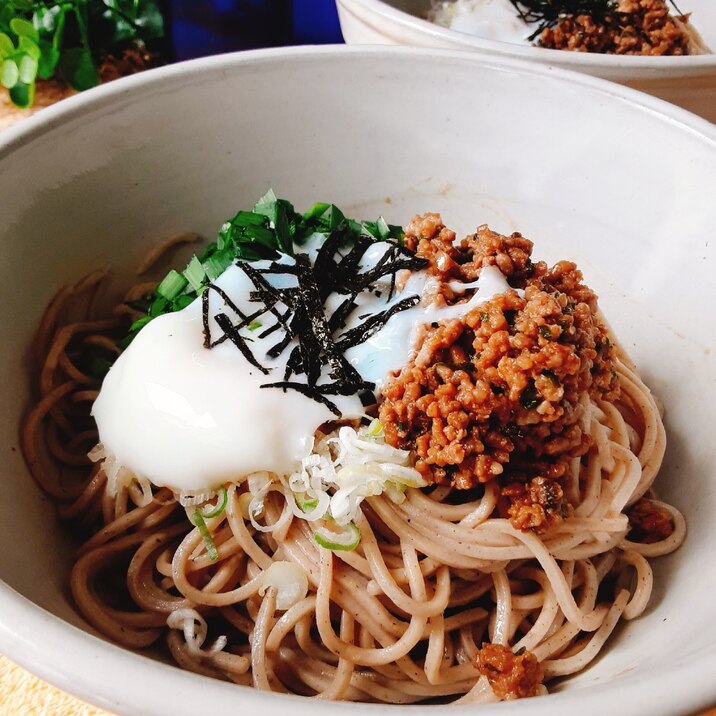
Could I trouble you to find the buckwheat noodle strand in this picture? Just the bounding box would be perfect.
[20,264,684,704]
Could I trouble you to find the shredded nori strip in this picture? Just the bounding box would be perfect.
[327,237,373,293]
[268,329,296,361]
[202,283,264,349]
[328,296,359,332]
[293,254,348,381]
[213,313,269,374]
[336,295,421,351]
[313,230,360,300]
[202,289,210,349]
[260,381,341,415]
[202,228,426,413]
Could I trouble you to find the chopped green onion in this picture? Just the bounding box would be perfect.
[173,294,195,310]
[148,296,169,317]
[303,201,330,221]
[200,487,228,519]
[216,223,231,251]
[324,205,345,232]
[302,202,345,234]
[128,315,152,333]
[347,218,363,236]
[236,223,275,249]
[274,200,295,254]
[126,297,152,313]
[247,320,262,331]
[295,492,319,513]
[314,521,361,551]
[183,255,205,292]
[367,419,383,439]
[156,270,187,300]
[232,210,271,227]
[114,190,412,352]
[252,188,278,220]
[190,509,218,561]
[203,249,234,280]
[376,216,390,240]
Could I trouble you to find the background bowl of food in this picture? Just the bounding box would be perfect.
[1,45,715,716]
[335,0,716,122]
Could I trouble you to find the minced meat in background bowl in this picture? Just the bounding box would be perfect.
[0,46,715,715]
[335,0,716,123]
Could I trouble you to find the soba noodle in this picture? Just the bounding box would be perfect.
[21,227,684,704]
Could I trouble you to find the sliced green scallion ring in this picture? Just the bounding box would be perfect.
[190,509,218,561]
[295,492,319,513]
[313,521,361,551]
[200,486,228,519]
[367,418,383,439]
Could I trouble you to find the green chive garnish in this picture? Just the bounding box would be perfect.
[190,509,218,561]
[313,522,361,551]
[156,270,188,300]
[200,487,228,519]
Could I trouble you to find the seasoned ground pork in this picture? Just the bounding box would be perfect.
[627,497,675,543]
[474,643,544,699]
[380,217,619,532]
[539,0,694,56]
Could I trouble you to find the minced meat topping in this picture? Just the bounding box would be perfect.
[539,0,693,56]
[474,643,544,699]
[379,216,619,533]
[627,497,675,543]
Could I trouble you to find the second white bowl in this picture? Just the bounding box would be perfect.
[336,0,716,122]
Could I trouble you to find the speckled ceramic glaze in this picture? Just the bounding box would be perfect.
[336,0,716,122]
[0,46,714,716]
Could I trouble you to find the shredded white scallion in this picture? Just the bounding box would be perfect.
[166,608,227,656]
[258,561,309,610]
[246,472,294,533]
[281,422,426,526]
[89,443,153,506]
[178,490,215,508]
[90,422,425,538]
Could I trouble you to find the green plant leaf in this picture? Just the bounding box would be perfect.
[9,17,38,43]
[18,52,38,83]
[134,1,164,39]
[1,58,19,88]
[60,47,98,91]
[100,5,135,44]
[34,5,62,33]
[37,39,60,79]
[18,35,40,60]
[10,0,33,12]
[0,33,14,56]
[1,0,165,108]
[9,79,33,107]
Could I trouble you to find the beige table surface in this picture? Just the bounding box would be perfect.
[1,651,714,715]
[0,654,113,716]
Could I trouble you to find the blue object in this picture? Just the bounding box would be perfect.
[168,0,344,60]
[293,0,344,44]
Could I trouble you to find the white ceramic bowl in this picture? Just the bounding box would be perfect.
[336,0,716,122]
[1,46,715,716]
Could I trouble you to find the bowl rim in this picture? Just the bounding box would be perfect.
[336,0,716,74]
[1,44,715,716]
